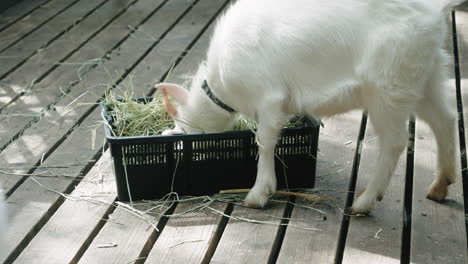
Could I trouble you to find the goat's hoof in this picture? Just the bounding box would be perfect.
[243,200,265,209]
[350,194,375,215]
[350,208,370,216]
[377,193,384,201]
[426,181,448,202]
[244,188,270,209]
[357,188,384,201]
[244,195,268,209]
[350,204,371,215]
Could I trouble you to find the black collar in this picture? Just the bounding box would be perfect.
[201,80,236,113]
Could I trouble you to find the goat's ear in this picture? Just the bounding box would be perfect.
[154,83,188,105]
[155,83,189,117]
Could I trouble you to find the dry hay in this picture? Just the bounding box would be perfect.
[102,78,307,137]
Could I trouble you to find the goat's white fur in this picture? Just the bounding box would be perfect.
[158,0,463,214]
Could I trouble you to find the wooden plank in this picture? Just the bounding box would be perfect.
[0,0,21,14]
[277,111,363,263]
[0,0,51,31]
[144,201,226,263]
[0,0,79,52]
[78,203,164,264]
[0,0,226,262]
[342,124,405,263]
[0,0,51,30]
[410,122,467,263]
[0,0,132,109]
[0,0,165,150]
[408,9,468,263]
[0,110,108,263]
[111,0,225,93]
[161,19,214,86]
[0,0,109,79]
[210,202,287,263]
[0,0,36,18]
[13,151,117,264]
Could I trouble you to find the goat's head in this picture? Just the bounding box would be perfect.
[155,77,236,135]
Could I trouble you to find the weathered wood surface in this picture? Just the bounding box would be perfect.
[144,201,226,264]
[0,0,166,151]
[0,0,131,108]
[13,152,116,264]
[408,7,468,264]
[342,121,406,263]
[0,0,79,52]
[78,203,164,264]
[411,121,467,263]
[0,1,17,15]
[0,1,467,263]
[277,111,363,263]
[0,109,107,263]
[210,201,287,263]
[0,0,51,31]
[0,0,108,79]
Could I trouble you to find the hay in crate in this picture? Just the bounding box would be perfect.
[102,79,308,137]
[102,80,260,137]
[103,90,309,138]
[103,85,174,137]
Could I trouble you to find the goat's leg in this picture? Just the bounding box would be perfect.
[351,105,408,214]
[415,81,458,201]
[244,110,286,208]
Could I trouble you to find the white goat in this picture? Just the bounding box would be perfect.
[156,0,463,214]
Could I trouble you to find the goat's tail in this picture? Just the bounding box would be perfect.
[439,0,465,13]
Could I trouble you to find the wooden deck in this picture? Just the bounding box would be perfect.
[1,0,468,263]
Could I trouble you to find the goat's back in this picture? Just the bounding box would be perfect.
[206,0,451,113]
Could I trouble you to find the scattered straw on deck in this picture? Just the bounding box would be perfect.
[25,166,347,232]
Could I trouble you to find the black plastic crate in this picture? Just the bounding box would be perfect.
[101,97,319,201]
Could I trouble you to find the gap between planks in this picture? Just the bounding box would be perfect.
[0,0,82,53]
[452,9,468,245]
[0,0,111,81]
[0,0,52,32]
[334,113,368,263]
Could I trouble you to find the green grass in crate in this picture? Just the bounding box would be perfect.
[105,89,174,137]
[104,82,304,137]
